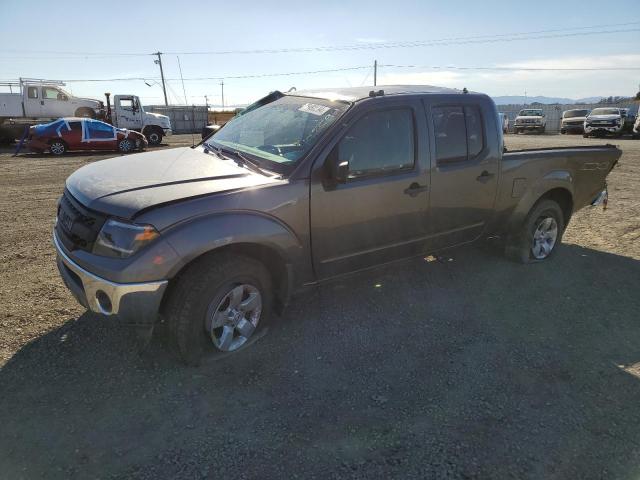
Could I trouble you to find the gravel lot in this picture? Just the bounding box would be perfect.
[1,133,639,479]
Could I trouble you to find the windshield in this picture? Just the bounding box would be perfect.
[206,95,349,170]
[563,109,589,118]
[590,108,619,116]
[519,109,543,116]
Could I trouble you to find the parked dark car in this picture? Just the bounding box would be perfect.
[29,118,147,155]
[53,86,621,364]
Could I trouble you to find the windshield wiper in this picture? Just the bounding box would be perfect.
[202,143,226,160]
[209,144,277,177]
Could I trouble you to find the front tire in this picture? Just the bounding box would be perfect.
[49,140,67,155]
[75,108,96,119]
[145,128,163,145]
[163,253,273,365]
[118,138,134,153]
[506,199,565,264]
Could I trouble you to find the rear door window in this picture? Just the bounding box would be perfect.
[433,106,467,163]
[433,105,485,164]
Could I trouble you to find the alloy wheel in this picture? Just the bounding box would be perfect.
[531,216,558,260]
[205,284,262,352]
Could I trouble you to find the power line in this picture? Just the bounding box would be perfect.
[382,64,640,72]
[1,21,638,59]
[4,61,636,86]
[164,27,640,55]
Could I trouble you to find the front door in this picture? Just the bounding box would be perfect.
[41,86,70,118]
[310,99,431,279]
[423,99,500,248]
[114,96,143,129]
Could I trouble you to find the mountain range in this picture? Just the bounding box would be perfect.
[492,95,604,105]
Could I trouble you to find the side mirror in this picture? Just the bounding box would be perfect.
[335,160,349,183]
[324,146,349,187]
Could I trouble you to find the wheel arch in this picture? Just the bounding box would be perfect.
[162,241,293,315]
[157,212,304,314]
[507,177,574,234]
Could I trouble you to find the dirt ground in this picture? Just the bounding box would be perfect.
[1,133,639,479]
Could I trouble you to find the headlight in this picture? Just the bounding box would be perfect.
[93,219,160,258]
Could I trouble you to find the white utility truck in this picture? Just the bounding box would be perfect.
[0,79,171,145]
[0,79,103,120]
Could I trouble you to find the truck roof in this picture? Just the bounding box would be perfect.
[287,85,473,102]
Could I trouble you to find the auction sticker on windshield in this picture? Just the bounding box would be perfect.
[299,103,331,116]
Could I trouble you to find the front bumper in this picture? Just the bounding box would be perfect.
[584,124,622,134]
[163,128,172,136]
[561,123,585,132]
[54,232,168,326]
[515,124,544,130]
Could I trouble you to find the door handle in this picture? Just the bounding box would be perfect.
[40,100,44,105]
[404,182,428,197]
[476,170,495,183]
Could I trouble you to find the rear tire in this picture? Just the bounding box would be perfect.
[505,199,565,264]
[49,140,67,155]
[163,253,273,366]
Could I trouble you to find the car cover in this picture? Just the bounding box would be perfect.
[33,119,70,137]
[82,119,117,142]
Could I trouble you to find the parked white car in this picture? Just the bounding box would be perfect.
[513,108,546,134]
[583,108,625,138]
[633,114,640,139]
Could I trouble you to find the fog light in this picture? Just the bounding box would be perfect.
[96,290,113,313]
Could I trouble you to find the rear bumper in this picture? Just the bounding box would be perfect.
[54,231,167,326]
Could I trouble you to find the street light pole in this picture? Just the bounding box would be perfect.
[154,51,169,106]
[221,80,225,110]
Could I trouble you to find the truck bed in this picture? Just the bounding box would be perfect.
[495,143,622,232]
[0,93,23,117]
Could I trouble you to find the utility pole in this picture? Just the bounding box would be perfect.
[154,52,169,106]
[374,60,377,86]
[220,80,225,110]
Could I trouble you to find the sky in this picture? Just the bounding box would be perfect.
[1,0,639,108]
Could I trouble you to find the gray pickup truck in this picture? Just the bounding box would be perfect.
[54,85,621,364]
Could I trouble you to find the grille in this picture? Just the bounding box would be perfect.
[56,189,107,252]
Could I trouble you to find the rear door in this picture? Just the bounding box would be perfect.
[423,98,500,248]
[23,85,42,116]
[310,98,431,279]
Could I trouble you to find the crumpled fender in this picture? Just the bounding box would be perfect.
[507,170,574,231]
[161,210,304,280]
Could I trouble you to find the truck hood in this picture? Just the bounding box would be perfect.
[587,114,620,121]
[516,116,543,120]
[144,111,171,127]
[66,146,281,219]
[73,97,101,106]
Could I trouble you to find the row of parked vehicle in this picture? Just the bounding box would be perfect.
[498,107,639,138]
[560,107,638,138]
